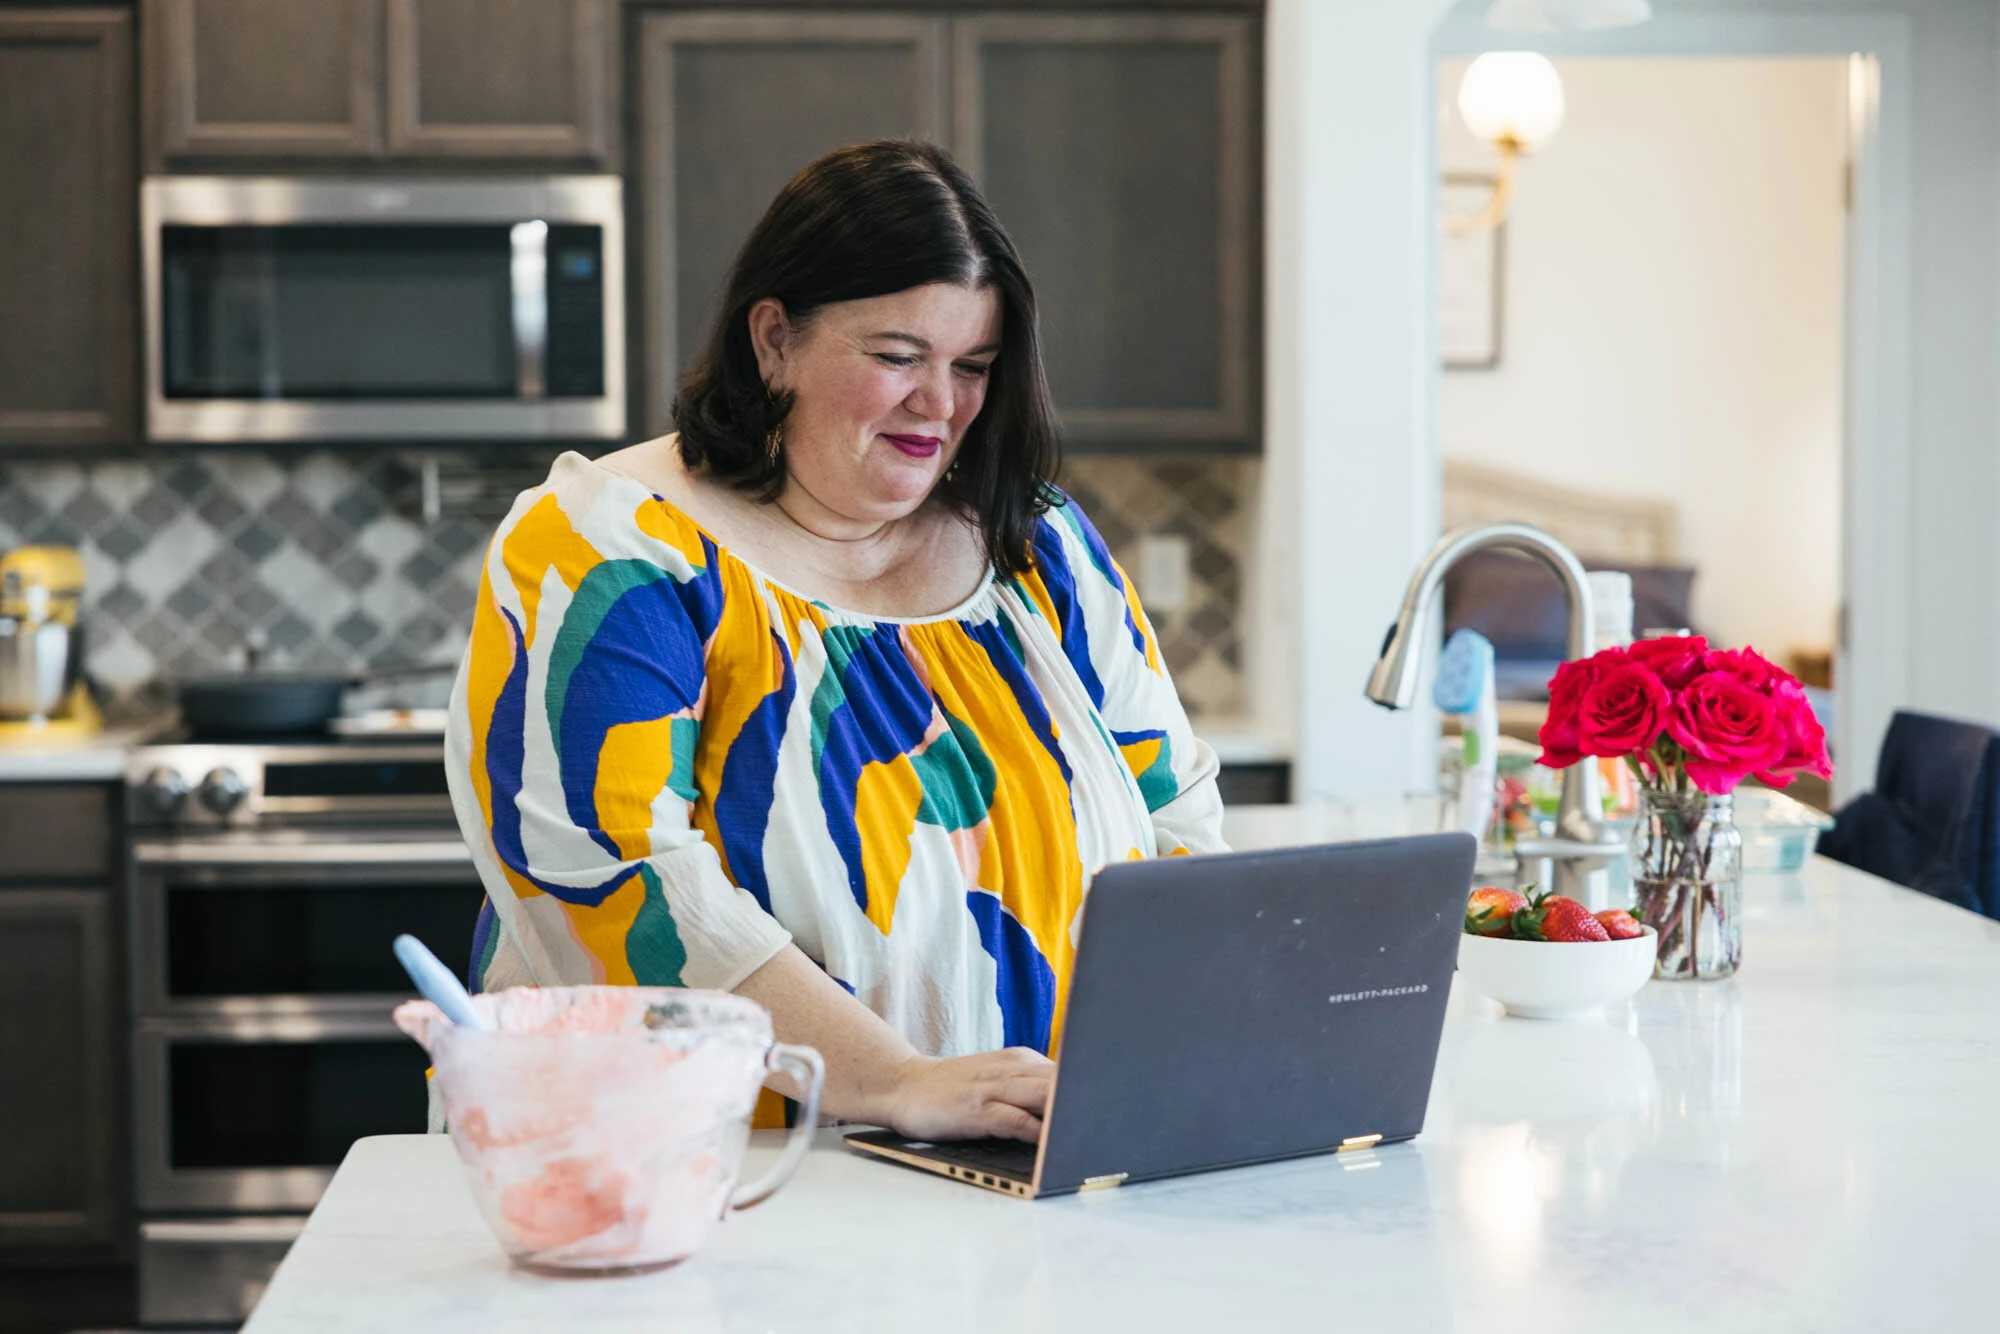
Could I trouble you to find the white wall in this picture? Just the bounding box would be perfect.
[1436,57,1848,659]
[1264,0,2000,801]
[1255,0,1450,801]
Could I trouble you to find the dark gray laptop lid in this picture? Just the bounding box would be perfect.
[1033,833,1475,1196]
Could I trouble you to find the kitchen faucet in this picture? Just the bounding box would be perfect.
[1366,522,1624,905]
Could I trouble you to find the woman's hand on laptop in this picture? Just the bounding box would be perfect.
[883,1049,1054,1142]
[733,945,1053,1141]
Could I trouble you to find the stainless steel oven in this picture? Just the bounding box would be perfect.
[126,741,484,1326]
[141,175,625,442]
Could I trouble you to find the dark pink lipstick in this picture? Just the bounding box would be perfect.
[883,433,943,459]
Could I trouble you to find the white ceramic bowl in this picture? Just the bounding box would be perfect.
[1457,927,1657,1020]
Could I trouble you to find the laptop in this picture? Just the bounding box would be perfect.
[844,832,1476,1198]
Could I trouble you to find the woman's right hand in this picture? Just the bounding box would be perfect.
[880,1048,1055,1142]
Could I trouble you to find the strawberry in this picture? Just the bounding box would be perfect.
[1594,908,1645,941]
[1510,889,1611,942]
[1465,886,1529,936]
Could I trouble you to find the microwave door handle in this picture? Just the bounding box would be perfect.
[510,220,548,400]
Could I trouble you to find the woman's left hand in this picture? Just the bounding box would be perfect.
[878,1048,1055,1142]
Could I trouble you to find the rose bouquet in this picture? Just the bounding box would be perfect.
[1536,636,1830,978]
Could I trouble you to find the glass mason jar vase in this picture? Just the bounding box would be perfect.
[1628,790,1742,980]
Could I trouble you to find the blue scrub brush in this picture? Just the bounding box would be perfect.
[1433,629,1499,840]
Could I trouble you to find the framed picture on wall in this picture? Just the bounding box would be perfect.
[1440,173,1505,370]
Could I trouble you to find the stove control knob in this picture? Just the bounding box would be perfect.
[140,767,190,817]
[198,767,250,818]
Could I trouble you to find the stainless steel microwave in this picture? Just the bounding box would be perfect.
[141,176,625,442]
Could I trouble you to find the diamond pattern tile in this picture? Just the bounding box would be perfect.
[399,549,448,590]
[97,521,148,562]
[198,549,257,594]
[61,488,115,536]
[198,612,249,653]
[332,552,381,591]
[3,448,1256,716]
[89,464,150,510]
[265,610,315,654]
[330,487,383,532]
[0,487,45,532]
[163,461,213,504]
[293,513,348,562]
[196,487,249,532]
[26,514,83,547]
[332,609,383,652]
[1063,457,1252,719]
[129,481,183,532]
[233,518,285,562]
[165,583,214,622]
[96,582,145,621]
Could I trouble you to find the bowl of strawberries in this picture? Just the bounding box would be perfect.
[1458,886,1657,1020]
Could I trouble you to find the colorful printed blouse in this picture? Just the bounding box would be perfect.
[445,450,1225,1059]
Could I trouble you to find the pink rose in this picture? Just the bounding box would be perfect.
[1537,647,1630,769]
[1574,663,1670,759]
[1627,635,1711,690]
[1668,673,1787,794]
[1755,679,1833,785]
[1704,646,1784,694]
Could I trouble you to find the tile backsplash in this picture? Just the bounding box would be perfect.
[0,451,507,703]
[0,450,1250,719]
[1059,457,1249,721]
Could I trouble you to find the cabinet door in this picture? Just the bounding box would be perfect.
[0,9,136,448]
[636,13,945,434]
[0,891,122,1249]
[385,0,612,162]
[145,0,380,163]
[954,15,1257,452]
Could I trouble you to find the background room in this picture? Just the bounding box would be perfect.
[1433,52,1847,804]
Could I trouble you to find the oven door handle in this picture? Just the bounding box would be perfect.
[139,1005,406,1041]
[134,838,473,867]
[142,1217,308,1246]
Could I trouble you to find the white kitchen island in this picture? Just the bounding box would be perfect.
[242,806,2000,1333]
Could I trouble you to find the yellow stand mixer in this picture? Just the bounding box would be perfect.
[0,544,100,739]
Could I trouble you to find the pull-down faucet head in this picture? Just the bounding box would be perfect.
[1366,522,1618,897]
[1366,522,1597,712]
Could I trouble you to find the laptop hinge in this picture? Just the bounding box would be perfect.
[1079,1172,1128,1192]
[1339,1134,1383,1152]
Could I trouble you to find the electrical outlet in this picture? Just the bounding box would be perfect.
[1137,535,1191,613]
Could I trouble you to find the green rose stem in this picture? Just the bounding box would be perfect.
[1626,738,1726,977]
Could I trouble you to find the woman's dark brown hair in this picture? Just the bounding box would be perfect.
[672,140,1061,577]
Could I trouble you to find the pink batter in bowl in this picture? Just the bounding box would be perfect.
[394,985,823,1275]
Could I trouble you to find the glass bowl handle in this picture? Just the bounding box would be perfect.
[730,1042,825,1210]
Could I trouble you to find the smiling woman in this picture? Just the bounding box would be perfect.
[444,141,1225,1145]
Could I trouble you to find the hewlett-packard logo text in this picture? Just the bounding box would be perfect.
[1326,984,1430,1005]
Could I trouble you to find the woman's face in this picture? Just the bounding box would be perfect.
[749,282,1002,529]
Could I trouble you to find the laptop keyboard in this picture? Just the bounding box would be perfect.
[849,1131,1038,1183]
[916,1138,1038,1182]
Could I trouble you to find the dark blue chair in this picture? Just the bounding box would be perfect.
[1817,711,2000,919]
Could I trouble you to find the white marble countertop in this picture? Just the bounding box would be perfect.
[0,722,168,781]
[0,722,1290,781]
[244,807,2000,1333]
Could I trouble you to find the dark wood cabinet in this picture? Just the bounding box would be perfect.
[0,8,136,449]
[0,785,124,1257]
[954,14,1257,453]
[633,9,1258,454]
[385,0,611,161]
[635,12,945,434]
[0,892,121,1252]
[145,0,380,162]
[144,0,614,168]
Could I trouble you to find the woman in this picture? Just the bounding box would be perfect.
[446,140,1224,1143]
